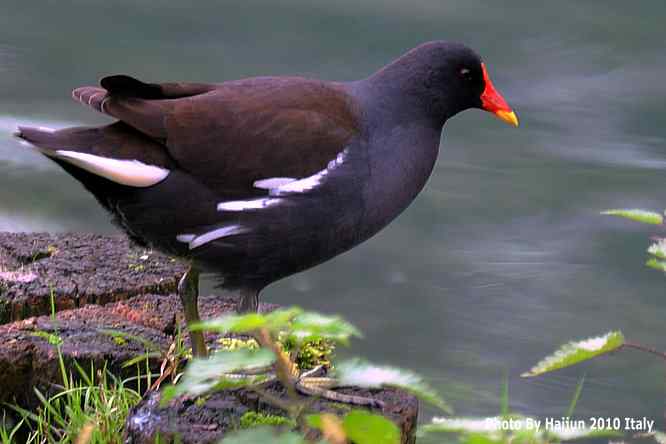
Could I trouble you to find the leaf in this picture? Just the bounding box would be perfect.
[219,427,308,444]
[646,258,666,272]
[499,372,509,417]
[307,414,347,444]
[309,411,400,444]
[417,416,505,437]
[343,410,400,444]
[164,349,274,400]
[192,313,267,334]
[646,258,666,271]
[335,359,451,413]
[521,331,624,377]
[193,308,303,334]
[647,238,666,260]
[565,374,585,418]
[601,209,663,225]
[289,312,362,345]
[417,416,621,441]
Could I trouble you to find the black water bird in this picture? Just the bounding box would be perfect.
[14,41,518,357]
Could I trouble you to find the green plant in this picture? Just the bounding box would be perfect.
[5,344,147,443]
[0,290,156,443]
[0,415,24,444]
[603,208,666,271]
[417,375,619,444]
[161,307,451,444]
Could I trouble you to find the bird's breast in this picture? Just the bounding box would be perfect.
[356,123,441,239]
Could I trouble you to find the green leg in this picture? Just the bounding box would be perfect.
[178,266,207,358]
[237,287,259,313]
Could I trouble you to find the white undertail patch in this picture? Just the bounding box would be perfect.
[53,150,170,187]
[217,198,282,212]
[177,225,248,250]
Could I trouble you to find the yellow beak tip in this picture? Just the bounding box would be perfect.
[496,110,519,127]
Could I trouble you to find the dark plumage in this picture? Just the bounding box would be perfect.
[14,41,517,331]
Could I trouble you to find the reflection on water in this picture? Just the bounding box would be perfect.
[1,0,664,433]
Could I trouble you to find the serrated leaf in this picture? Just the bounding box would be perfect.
[264,307,304,330]
[646,258,666,272]
[193,308,303,334]
[192,313,267,333]
[166,349,274,399]
[521,331,624,377]
[308,413,347,444]
[601,209,663,225]
[417,416,505,437]
[335,359,451,413]
[289,312,362,345]
[343,410,400,444]
[219,427,308,444]
[308,411,400,444]
[647,238,666,260]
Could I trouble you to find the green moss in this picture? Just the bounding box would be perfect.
[218,337,259,351]
[31,330,63,346]
[113,336,127,346]
[281,337,335,370]
[239,411,295,429]
[218,336,334,370]
[194,394,211,407]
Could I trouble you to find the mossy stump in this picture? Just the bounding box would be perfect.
[0,232,419,443]
[0,232,187,323]
[124,383,418,444]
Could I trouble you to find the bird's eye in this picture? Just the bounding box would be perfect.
[459,68,473,81]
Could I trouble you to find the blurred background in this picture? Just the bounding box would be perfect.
[1,0,664,435]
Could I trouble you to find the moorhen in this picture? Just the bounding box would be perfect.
[14,41,518,358]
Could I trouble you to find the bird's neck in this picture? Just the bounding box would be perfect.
[352,65,448,131]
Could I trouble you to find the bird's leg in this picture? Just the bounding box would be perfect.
[178,266,207,358]
[237,287,259,313]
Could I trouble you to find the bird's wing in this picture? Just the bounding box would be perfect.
[71,75,361,195]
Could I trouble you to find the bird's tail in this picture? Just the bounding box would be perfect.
[14,122,171,188]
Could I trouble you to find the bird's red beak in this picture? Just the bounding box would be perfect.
[480,63,519,127]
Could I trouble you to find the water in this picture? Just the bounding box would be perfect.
[2,0,664,435]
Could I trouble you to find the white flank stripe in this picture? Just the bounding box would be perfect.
[37,126,56,133]
[271,149,348,196]
[53,150,170,187]
[176,234,195,243]
[253,177,296,190]
[217,198,282,212]
[184,225,248,249]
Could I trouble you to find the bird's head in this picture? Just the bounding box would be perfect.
[372,41,519,128]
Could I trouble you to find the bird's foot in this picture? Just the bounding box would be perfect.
[294,366,385,409]
[220,364,384,408]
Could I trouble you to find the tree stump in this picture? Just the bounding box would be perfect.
[0,233,419,443]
